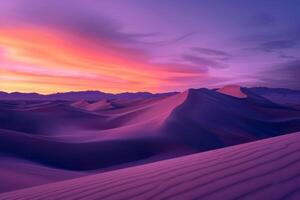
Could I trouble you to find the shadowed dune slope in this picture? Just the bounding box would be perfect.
[1,132,300,200]
[249,87,300,107]
[0,129,179,170]
[161,88,300,151]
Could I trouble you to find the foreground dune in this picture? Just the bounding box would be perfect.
[1,132,300,200]
[0,156,87,193]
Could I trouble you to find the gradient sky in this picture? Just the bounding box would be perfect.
[0,0,299,94]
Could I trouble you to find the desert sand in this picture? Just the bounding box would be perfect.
[0,132,300,200]
[1,87,300,199]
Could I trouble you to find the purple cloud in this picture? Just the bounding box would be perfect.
[182,55,228,69]
[256,59,300,90]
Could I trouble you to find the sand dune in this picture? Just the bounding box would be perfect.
[249,87,300,107]
[0,156,86,193]
[1,132,300,200]
[72,100,114,111]
[1,89,300,170]
[71,100,90,108]
[1,87,300,195]
[85,100,114,111]
[161,88,300,150]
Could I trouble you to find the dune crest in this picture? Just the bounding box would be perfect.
[217,85,247,98]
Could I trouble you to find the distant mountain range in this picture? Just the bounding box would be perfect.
[0,90,177,101]
[0,86,299,102]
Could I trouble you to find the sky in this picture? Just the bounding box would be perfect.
[0,0,299,94]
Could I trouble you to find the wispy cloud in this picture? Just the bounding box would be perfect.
[191,47,230,57]
[255,59,300,90]
[182,54,228,69]
[259,40,298,52]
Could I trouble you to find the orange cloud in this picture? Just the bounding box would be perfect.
[0,27,205,94]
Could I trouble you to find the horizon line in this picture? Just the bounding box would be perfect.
[1,85,299,96]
